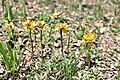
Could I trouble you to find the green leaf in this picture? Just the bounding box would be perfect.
[6,31,12,40]
[113,26,120,32]
[34,72,41,80]
[0,42,19,71]
[92,66,99,76]
[0,43,11,70]
[76,28,84,39]
[37,12,49,22]
[27,77,32,80]
[117,71,120,80]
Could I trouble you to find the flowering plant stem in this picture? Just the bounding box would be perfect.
[30,30,33,53]
[34,30,37,44]
[49,25,52,37]
[87,49,91,68]
[40,30,43,57]
[60,29,64,57]
[12,29,14,41]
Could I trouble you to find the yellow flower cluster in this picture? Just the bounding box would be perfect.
[82,32,95,49]
[56,23,68,34]
[22,20,47,31]
[4,22,14,30]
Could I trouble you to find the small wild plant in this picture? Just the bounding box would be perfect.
[82,32,95,68]
[22,20,35,53]
[0,42,19,71]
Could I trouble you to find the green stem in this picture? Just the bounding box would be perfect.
[78,44,83,58]
[22,0,27,18]
[49,20,55,37]
[87,49,91,69]
[34,30,37,49]
[6,3,13,21]
[34,30,37,43]
[49,25,52,37]
[11,29,14,42]
[60,29,64,57]
[30,30,33,53]
[2,0,5,11]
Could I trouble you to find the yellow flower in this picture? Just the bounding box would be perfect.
[4,22,14,30]
[82,32,95,49]
[32,20,38,28]
[56,23,68,34]
[49,12,59,19]
[36,20,46,30]
[22,20,34,30]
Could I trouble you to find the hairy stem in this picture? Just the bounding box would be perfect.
[87,49,91,69]
[40,30,43,57]
[30,30,33,53]
[60,29,64,57]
